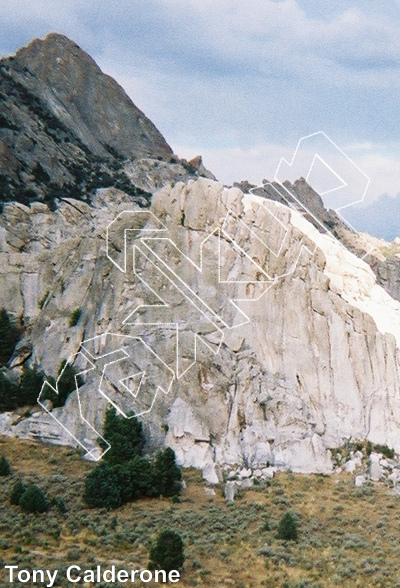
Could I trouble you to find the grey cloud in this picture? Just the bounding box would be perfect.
[0,0,399,194]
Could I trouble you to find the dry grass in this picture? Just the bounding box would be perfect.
[0,436,399,587]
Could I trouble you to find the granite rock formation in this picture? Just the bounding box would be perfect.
[1,178,400,483]
[0,34,212,208]
[1,35,400,484]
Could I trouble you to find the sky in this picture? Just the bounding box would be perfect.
[1,0,400,205]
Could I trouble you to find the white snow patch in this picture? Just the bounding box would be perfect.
[289,207,400,348]
[240,190,400,348]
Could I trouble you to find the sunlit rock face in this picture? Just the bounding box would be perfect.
[1,177,400,483]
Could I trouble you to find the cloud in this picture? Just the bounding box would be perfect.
[0,0,400,197]
[3,0,400,82]
[175,141,400,205]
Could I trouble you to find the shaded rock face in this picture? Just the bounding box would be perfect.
[251,177,337,233]
[11,34,173,160]
[365,255,400,304]
[0,33,174,207]
[2,178,400,482]
[0,33,216,209]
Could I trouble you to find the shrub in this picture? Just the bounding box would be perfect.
[0,456,10,476]
[69,308,82,327]
[121,456,160,500]
[10,480,26,505]
[55,361,84,407]
[263,518,271,531]
[50,497,67,514]
[277,511,298,541]
[85,414,181,509]
[149,530,185,573]
[32,162,50,185]
[20,485,49,513]
[41,361,84,407]
[0,309,21,366]
[0,372,19,410]
[374,444,395,459]
[83,463,121,510]
[364,441,394,459]
[85,456,159,509]
[19,366,45,405]
[100,407,145,465]
[154,448,182,497]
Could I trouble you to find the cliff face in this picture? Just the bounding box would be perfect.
[1,178,400,483]
[0,33,183,208]
[9,33,173,161]
[252,177,400,309]
[1,34,400,484]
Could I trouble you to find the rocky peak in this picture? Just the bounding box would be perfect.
[4,33,172,160]
[0,33,178,208]
[187,155,216,180]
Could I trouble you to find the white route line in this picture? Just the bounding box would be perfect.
[38,350,110,460]
[124,245,224,379]
[38,334,175,459]
[40,130,376,455]
[272,130,375,260]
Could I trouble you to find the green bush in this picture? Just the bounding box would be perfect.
[263,518,271,531]
[82,448,182,509]
[55,361,84,407]
[0,309,21,366]
[100,407,145,465]
[41,361,84,407]
[20,484,49,513]
[0,372,19,410]
[0,456,10,476]
[83,463,121,510]
[374,444,395,459]
[68,308,82,327]
[50,497,67,514]
[19,366,45,405]
[119,456,160,500]
[32,162,50,185]
[149,529,185,573]
[0,364,62,411]
[154,448,182,497]
[84,408,181,509]
[10,480,26,505]
[277,511,298,541]
[84,456,160,509]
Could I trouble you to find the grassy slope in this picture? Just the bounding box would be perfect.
[0,436,399,587]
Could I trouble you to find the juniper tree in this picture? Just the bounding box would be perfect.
[19,484,49,513]
[10,480,26,505]
[100,407,145,465]
[0,309,20,366]
[277,511,298,541]
[149,530,185,573]
[0,456,10,476]
[154,448,182,497]
[83,463,121,509]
